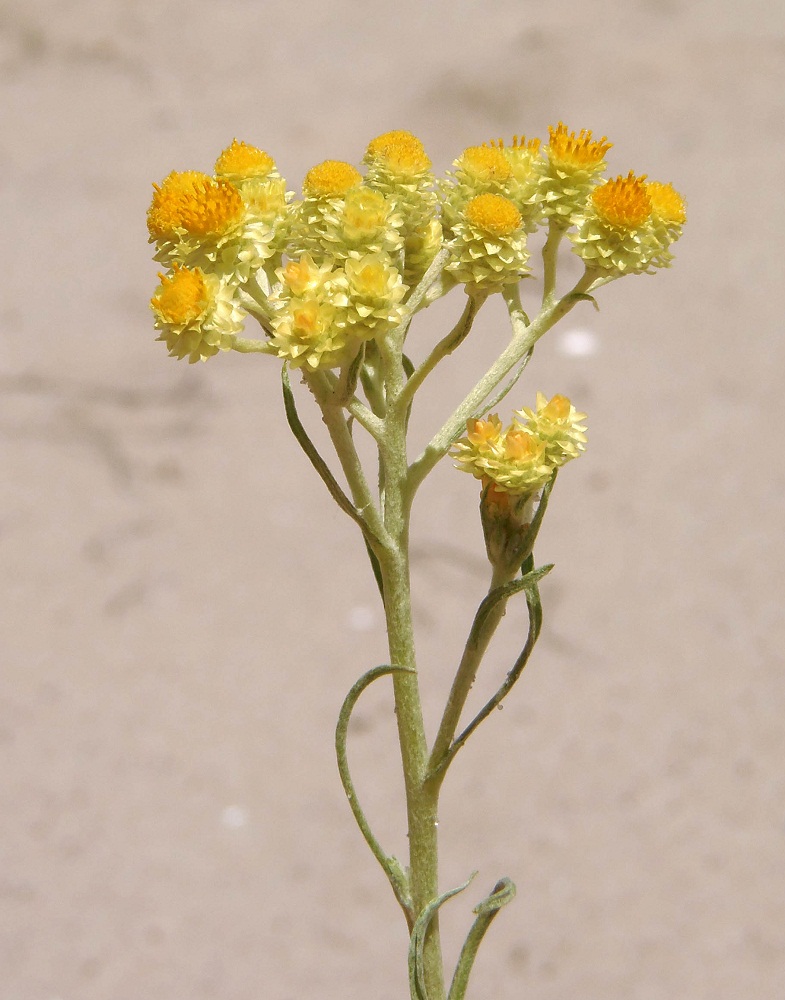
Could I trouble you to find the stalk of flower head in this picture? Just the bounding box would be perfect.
[146,125,685,1000]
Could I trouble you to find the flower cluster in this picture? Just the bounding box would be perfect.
[453,393,588,497]
[147,125,685,364]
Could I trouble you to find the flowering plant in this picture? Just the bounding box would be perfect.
[146,125,685,999]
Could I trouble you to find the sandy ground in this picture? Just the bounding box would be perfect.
[2,1,784,998]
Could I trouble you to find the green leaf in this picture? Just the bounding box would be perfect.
[448,878,517,1000]
[563,290,599,311]
[472,563,553,640]
[282,363,381,544]
[409,874,476,1000]
[336,664,415,920]
[341,342,365,401]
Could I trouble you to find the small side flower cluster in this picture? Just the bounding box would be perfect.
[453,393,588,497]
[147,124,685,365]
[453,394,588,572]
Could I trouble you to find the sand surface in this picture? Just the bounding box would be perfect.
[2,2,784,997]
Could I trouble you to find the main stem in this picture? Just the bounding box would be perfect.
[379,335,446,1000]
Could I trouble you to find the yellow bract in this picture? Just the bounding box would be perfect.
[147,171,244,240]
[465,193,522,236]
[215,139,276,180]
[151,265,208,325]
[592,172,652,229]
[303,160,362,197]
[365,130,431,174]
[646,181,687,225]
[547,122,611,169]
[459,146,512,183]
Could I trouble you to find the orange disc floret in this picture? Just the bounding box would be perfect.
[215,139,275,179]
[487,135,541,155]
[151,265,209,325]
[302,160,362,197]
[365,130,431,174]
[147,171,244,240]
[465,193,522,236]
[592,172,652,229]
[459,146,512,182]
[547,122,611,168]
[646,181,687,225]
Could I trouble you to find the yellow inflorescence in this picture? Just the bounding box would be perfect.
[465,193,522,236]
[215,139,276,180]
[151,265,208,324]
[646,181,687,225]
[592,172,652,229]
[459,146,512,182]
[547,122,611,169]
[303,160,362,197]
[147,171,244,240]
[365,130,431,174]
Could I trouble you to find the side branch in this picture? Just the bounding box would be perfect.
[426,562,553,783]
[435,561,548,778]
[396,293,486,412]
[406,271,596,500]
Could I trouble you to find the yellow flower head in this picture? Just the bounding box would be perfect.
[365,130,431,175]
[503,428,543,463]
[342,187,392,237]
[147,171,244,241]
[546,122,611,170]
[466,415,503,450]
[280,253,333,297]
[346,256,389,298]
[303,160,363,198]
[464,194,522,236]
[150,265,245,363]
[646,181,687,226]
[457,146,512,184]
[337,252,407,336]
[290,300,325,340]
[151,264,209,325]
[592,172,652,230]
[453,416,551,495]
[447,193,528,291]
[516,392,588,465]
[215,139,276,181]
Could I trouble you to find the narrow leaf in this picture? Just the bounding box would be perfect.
[448,878,517,1000]
[282,363,380,547]
[336,664,415,920]
[409,874,477,1000]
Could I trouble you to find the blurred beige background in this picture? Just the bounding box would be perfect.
[2,1,784,998]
